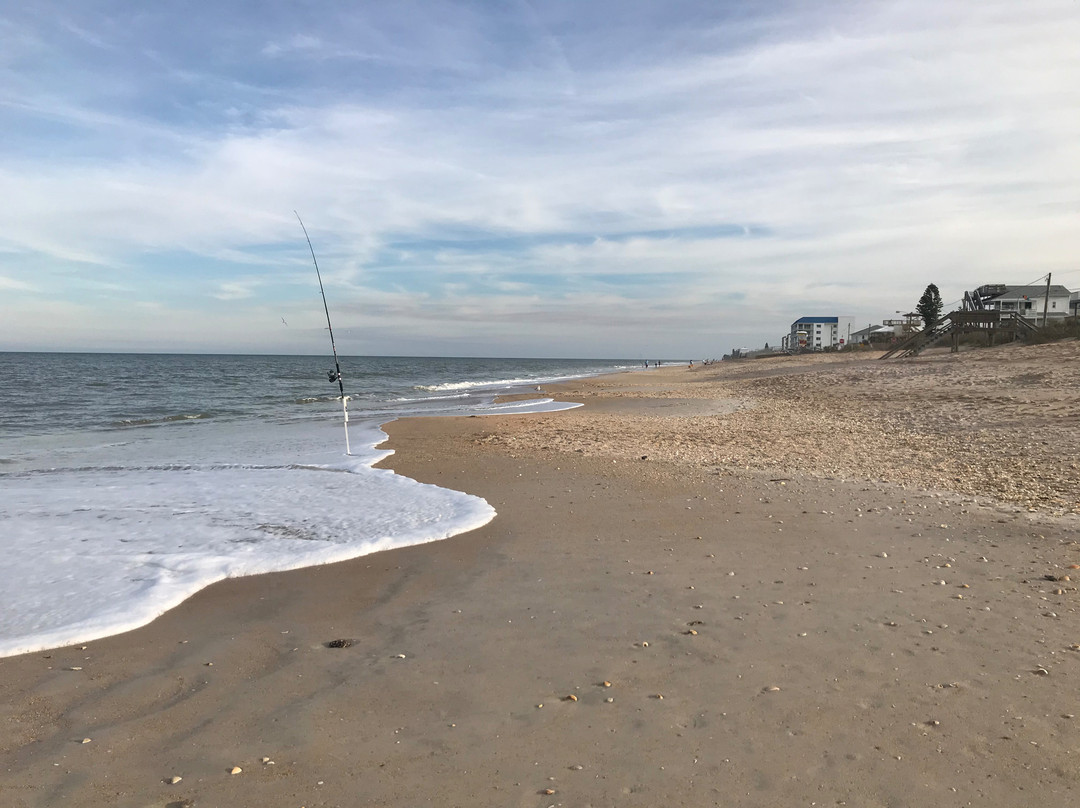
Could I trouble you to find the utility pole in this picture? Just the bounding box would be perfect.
[1042,273,1052,327]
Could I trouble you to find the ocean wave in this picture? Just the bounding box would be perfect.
[112,413,209,428]
[415,376,547,393]
[393,392,471,402]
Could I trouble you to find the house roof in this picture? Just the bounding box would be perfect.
[988,285,1072,299]
[851,325,894,337]
[792,316,838,325]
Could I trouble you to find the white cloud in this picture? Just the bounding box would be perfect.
[261,34,323,58]
[1,0,1078,354]
[212,278,263,301]
[0,274,36,291]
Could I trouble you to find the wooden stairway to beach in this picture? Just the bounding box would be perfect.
[878,319,953,359]
[879,311,1037,360]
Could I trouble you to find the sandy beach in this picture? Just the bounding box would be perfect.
[3,342,1080,807]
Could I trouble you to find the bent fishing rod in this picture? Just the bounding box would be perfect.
[295,211,351,455]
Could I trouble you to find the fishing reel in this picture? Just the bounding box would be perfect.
[327,370,340,383]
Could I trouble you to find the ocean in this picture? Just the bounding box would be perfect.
[0,353,636,658]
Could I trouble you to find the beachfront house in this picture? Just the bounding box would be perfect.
[851,324,896,344]
[972,284,1073,323]
[784,316,855,351]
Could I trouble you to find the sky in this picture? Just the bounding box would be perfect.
[1,0,1079,358]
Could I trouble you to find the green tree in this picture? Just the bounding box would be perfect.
[916,283,943,330]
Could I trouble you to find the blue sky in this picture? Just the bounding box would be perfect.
[2,0,1079,357]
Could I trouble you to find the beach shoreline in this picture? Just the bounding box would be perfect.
[3,344,1080,806]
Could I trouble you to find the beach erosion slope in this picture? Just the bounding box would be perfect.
[2,342,1080,807]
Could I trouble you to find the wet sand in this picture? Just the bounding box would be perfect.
[2,343,1079,807]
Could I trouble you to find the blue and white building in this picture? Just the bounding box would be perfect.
[783,316,856,351]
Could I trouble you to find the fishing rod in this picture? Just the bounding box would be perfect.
[295,211,351,455]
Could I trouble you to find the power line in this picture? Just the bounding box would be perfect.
[1018,271,1052,288]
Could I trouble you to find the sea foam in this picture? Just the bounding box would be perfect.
[0,424,494,658]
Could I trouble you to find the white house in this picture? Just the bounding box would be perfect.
[784,316,855,351]
[973,284,1073,322]
[850,324,897,344]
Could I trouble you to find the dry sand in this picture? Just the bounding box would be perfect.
[2,342,1080,807]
